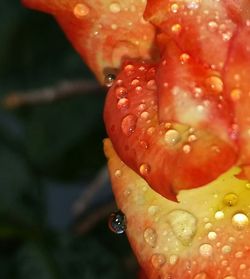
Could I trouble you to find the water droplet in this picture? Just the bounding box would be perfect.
[115,86,127,99]
[180,53,190,64]
[235,251,243,258]
[199,243,213,257]
[151,253,166,269]
[232,213,249,230]
[170,3,179,13]
[183,144,191,154]
[208,231,217,240]
[148,205,159,216]
[140,111,150,120]
[146,80,157,90]
[193,272,210,279]
[124,64,134,71]
[223,193,238,207]
[207,21,218,32]
[222,245,232,254]
[104,73,116,87]
[188,134,197,142]
[117,98,129,109]
[131,79,140,86]
[171,24,182,34]
[135,86,143,93]
[121,114,137,136]
[114,169,122,177]
[166,210,197,245]
[206,76,223,93]
[147,126,155,135]
[108,210,126,234]
[164,129,181,145]
[144,227,157,247]
[186,0,200,10]
[139,163,151,176]
[230,89,242,101]
[169,254,178,265]
[224,276,236,279]
[109,2,121,13]
[73,3,90,19]
[214,210,224,220]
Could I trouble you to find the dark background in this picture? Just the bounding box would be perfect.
[0,1,137,278]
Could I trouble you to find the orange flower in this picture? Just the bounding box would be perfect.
[23,0,250,278]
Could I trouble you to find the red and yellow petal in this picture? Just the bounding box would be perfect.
[22,0,156,82]
[105,138,250,279]
[104,61,237,200]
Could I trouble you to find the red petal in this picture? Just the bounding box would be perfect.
[224,24,250,167]
[104,61,237,200]
[145,0,237,70]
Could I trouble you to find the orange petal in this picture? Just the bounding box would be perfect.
[22,0,156,82]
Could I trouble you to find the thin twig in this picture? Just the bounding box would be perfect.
[2,79,103,109]
[74,201,116,235]
[72,166,109,217]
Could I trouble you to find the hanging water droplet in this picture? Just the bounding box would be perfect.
[223,193,238,207]
[108,210,126,234]
[143,227,157,247]
[139,163,151,176]
[121,114,137,136]
[199,243,213,257]
[166,210,197,245]
[188,134,197,142]
[73,3,90,19]
[104,73,116,87]
[151,253,166,269]
[164,129,181,145]
[232,213,249,230]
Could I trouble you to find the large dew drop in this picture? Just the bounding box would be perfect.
[166,210,197,245]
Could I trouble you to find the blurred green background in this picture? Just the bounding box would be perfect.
[0,1,137,278]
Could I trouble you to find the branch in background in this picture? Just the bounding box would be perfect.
[74,201,116,235]
[72,166,109,217]
[2,79,104,109]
